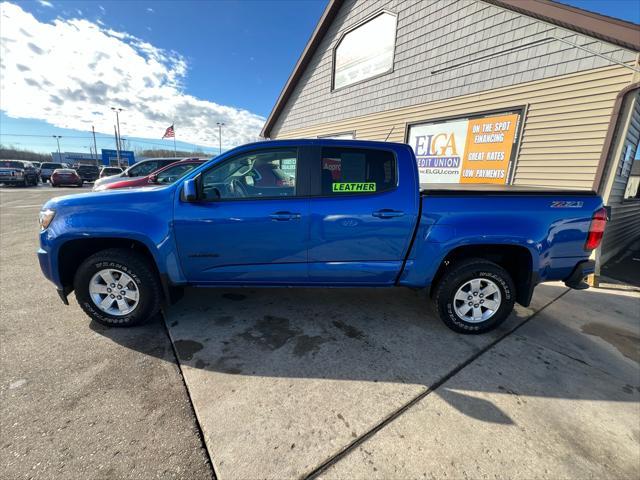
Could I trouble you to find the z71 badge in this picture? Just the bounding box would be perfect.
[550,200,584,208]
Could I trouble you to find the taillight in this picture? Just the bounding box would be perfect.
[585,207,607,251]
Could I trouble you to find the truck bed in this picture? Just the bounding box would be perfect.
[420,183,597,196]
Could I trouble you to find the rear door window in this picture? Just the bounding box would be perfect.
[320,147,396,195]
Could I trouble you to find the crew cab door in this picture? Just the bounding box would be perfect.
[173,146,310,284]
[307,145,419,284]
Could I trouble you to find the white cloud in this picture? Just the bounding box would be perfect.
[0,2,265,148]
[37,0,52,7]
[146,7,154,13]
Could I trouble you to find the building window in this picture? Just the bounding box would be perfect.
[333,12,396,90]
[623,153,639,200]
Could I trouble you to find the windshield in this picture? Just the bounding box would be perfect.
[42,163,63,169]
[0,161,24,168]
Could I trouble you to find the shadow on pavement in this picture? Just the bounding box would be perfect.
[89,283,640,479]
[91,283,639,414]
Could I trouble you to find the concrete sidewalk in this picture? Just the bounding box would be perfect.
[162,281,636,479]
[319,287,640,479]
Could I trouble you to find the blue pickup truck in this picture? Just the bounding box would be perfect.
[38,139,607,333]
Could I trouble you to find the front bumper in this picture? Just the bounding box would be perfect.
[0,177,24,184]
[564,260,595,290]
[37,246,57,285]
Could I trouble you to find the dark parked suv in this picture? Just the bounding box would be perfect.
[75,165,100,183]
[0,160,39,186]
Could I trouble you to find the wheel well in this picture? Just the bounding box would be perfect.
[430,244,534,306]
[58,238,160,294]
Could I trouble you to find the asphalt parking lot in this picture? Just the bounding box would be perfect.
[1,186,639,479]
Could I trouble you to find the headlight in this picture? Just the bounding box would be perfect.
[94,184,107,191]
[39,209,56,230]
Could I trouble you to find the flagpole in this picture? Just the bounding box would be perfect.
[173,124,177,157]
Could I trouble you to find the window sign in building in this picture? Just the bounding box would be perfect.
[407,111,522,184]
[333,12,396,90]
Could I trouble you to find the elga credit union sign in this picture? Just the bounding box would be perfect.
[407,111,521,184]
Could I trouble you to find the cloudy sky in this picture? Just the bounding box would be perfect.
[0,0,637,154]
[0,0,325,153]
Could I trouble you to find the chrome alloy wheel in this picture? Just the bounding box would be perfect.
[89,268,139,316]
[453,278,502,323]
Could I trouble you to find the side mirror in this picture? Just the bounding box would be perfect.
[183,179,198,202]
[149,174,158,184]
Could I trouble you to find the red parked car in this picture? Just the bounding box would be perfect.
[96,158,206,191]
[51,168,83,187]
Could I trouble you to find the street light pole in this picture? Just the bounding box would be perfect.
[113,125,121,167]
[111,107,122,167]
[216,122,224,155]
[111,107,124,152]
[52,135,62,162]
[92,125,99,163]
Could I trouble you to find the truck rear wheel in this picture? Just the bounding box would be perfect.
[434,258,515,334]
[73,248,161,327]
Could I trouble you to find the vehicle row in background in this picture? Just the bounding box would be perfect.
[96,158,207,191]
[1,157,210,189]
[93,157,207,191]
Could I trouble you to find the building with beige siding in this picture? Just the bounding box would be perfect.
[262,0,640,276]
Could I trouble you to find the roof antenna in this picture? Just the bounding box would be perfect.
[384,126,395,142]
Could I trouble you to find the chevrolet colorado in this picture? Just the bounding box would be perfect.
[38,139,606,333]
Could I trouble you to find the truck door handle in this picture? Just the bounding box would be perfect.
[372,209,405,219]
[269,211,301,221]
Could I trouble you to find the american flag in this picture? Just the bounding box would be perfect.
[162,125,175,139]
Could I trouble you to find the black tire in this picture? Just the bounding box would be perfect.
[73,248,162,327]
[434,258,515,334]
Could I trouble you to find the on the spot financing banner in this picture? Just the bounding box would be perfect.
[408,112,520,184]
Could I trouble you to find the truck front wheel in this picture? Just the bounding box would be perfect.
[434,258,515,334]
[73,248,161,327]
